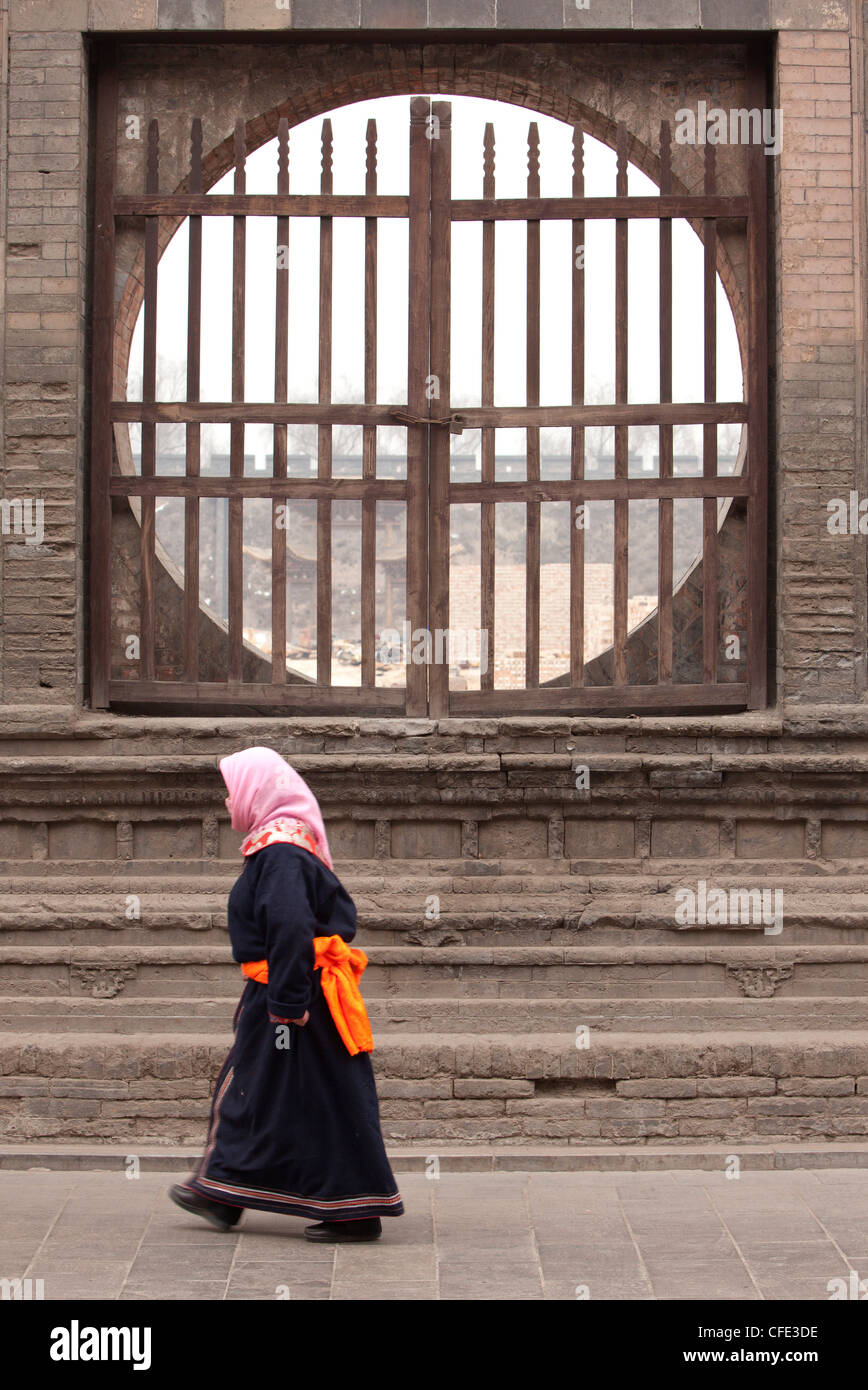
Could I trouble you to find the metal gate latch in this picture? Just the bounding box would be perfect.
[389,408,466,435]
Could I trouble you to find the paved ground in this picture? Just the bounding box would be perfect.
[1,1167,867,1300]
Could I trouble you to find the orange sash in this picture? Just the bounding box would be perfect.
[241,935,373,1056]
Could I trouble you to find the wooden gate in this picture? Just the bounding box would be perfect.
[91,71,768,716]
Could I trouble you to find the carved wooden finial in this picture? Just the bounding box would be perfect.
[321,118,333,193]
[572,123,584,196]
[527,121,540,191]
[277,116,289,190]
[483,122,495,196]
[366,117,377,191]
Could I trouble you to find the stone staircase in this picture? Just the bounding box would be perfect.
[2,711,868,1166]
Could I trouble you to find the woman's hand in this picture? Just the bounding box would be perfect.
[289,1010,310,1027]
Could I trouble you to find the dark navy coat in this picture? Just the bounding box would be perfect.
[184,842,404,1222]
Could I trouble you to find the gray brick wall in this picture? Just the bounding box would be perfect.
[1,23,89,707]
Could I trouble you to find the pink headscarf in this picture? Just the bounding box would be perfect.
[218,746,333,870]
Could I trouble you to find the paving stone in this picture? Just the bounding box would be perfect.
[120,1281,228,1299]
[128,1243,238,1276]
[4,1167,868,1298]
[544,1276,655,1298]
[333,1284,437,1300]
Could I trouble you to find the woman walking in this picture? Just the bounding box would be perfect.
[170,746,403,1242]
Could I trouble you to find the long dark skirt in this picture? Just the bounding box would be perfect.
[183,973,403,1221]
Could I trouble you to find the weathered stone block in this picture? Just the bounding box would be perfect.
[477,819,547,859]
[696,1078,776,1096]
[651,819,720,858]
[822,821,868,859]
[47,820,116,860]
[319,816,374,859]
[634,0,700,25]
[90,0,159,27]
[772,0,849,27]
[428,0,495,24]
[360,0,425,25]
[778,1077,855,1096]
[701,0,769,26]
[10,0,87,28]
[563,0,631,26]
[133,821,201,859]
[455,1079,534,1098]
[498,0,562,24]
[736,820,805,859]
[391,820,461,859]
[156,0,224,26]
[616,1079,698,1098]
[565,818,634,859]
[0,822,35,859]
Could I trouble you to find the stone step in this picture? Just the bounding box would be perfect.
[0,994,866,1033]
[2,1029,868,1145]
[4,867,865,891]
[3,871,864,899]
[1,915,865,948]
[3,1140,868,1172]
[3,864,867,890]
[8,748,868,778]
[2,945,867,1000]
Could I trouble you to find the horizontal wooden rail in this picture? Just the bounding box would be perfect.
[109,681,408,708]
[450,195,749,221]
[111,475,744,501]
[112,401,748,427]
[115,194,410,218]
[450,477,748,501]
[452,683,749,713]
[113,194,748,222]
[110,476,408,498]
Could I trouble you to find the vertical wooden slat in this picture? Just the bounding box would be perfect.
[702,136,719,685]
[405,98,432,717]
[361,118,378,689]
[272,117,289,685]
[228,119,246,683]
[184,117,203,683]
[658,119,674,685]
[746,44,769,708]
[525,122,541,690]
[140,119,159,683]
[613,121,629,686]
[317,119,333,689]
[428,101,452,717]
[570,121,586,688]
[89,47,118,708]
[480,121,496,695]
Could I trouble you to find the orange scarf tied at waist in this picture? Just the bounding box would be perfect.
[241,934,373,1056]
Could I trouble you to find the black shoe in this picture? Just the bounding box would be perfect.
[169,1183,243,1232]
[304,1218,382,1243]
